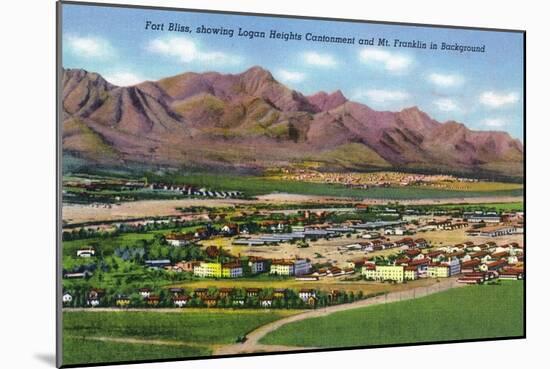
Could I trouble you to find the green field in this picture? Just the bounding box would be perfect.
[435,202,524,212]
[62,337,209,366]
[63,232,156,259]
[261,281,524,347]
[65,169,524,201]
[66,172,522,200]
[146,173,524,199]
[63,309,299,365]
[62,224,204,258]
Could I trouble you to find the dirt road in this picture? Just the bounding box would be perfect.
[213,278,464,355]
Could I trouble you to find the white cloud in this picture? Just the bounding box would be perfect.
[275,69,306,83]
[482,117,507,128]
[480,91,519,108]
[358,49,412,72]
[66,34,115,59]
[147,36,242,66]
[302,52,337,67]
[103,71,147,87]
[354,88,410,104]
[428,73,463,87]
[434,98,460,112]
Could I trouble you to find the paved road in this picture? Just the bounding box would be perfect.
[214,278,463,355]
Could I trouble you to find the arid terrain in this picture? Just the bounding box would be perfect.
[62,195,523,225]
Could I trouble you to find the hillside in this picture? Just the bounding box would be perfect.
[61,66,524,178]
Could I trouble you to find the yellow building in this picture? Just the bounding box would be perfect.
[377,265,406,282]
[269,259,311,276]
[115,296,130,308]
[404,267,418,281]
[193,262,243,278]
[427,264,450,278]
[361,264,418,283]
[362,264,378,280]
[194,262,223,278]
[270,261,295,276]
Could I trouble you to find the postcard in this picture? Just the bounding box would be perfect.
[57,1,525,367]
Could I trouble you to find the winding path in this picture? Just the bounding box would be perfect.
[214,278,463,355]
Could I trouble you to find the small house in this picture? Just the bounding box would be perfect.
[173,295,190,307]
[115,295,130,308]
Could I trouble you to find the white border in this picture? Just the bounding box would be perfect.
[2,1,546,369]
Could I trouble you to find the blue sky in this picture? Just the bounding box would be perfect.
[61,3,524,140]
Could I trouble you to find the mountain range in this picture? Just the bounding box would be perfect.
[61,66,524,178]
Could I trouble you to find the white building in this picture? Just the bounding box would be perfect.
[62,293,72,304]
[248,257,266,274]
[77,248,95,257]
[362,265,418,283]
[139,288,151,298]
[173,296,189,307]
[298,289,316,301]
[394,227,406,236]
[446,257,461,276]
[223,263,244,278]
[87,298,100,307]
[260,299,273,307]
[362,232,381,239]
[293,259,312,276]
[270,259,311,276]
[165,234,192,247]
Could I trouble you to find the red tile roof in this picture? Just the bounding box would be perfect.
[461,260,480,268]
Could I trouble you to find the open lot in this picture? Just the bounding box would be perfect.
[169,275,441,295]
[62,194,523,225]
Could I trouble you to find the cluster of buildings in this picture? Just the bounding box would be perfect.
[360,240,524,283]
[308,266,355,278]
[148,183,242,199]
[341,237,428,252]
[462,212,524,237]
[161,255,348,280]
[466,224,523,237]
[231,221,414,247]
[362,264,420,283]
[160,256,313,279]
[278,169,474,188]
[190,257,312,278]
[193,262,244,278]
[417,219,469,232]
[64,286,346,309]
[232,227,352,246]
[269,259,312,276]
[464,212,502,223]
[64,178,145,192]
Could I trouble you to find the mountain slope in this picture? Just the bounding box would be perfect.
[61,67,524,178]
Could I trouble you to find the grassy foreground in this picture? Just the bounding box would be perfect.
[62,309,299,365]
[62,337,209,366]
[261,281,524,347]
